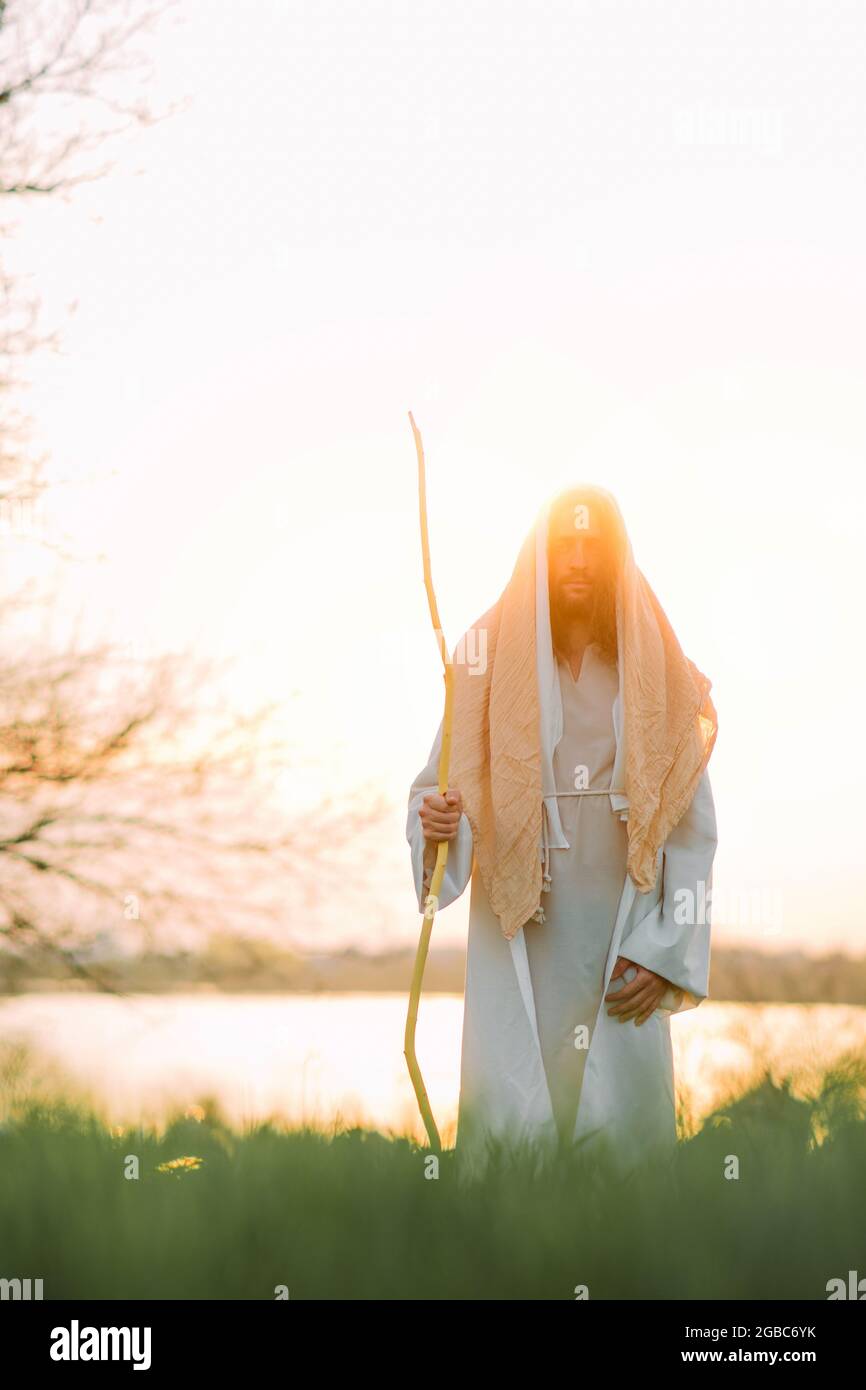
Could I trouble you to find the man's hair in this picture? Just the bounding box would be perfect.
[547,487,626,666]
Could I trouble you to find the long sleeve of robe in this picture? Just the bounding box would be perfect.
[405,644,718,1173]
[617,765,717,1013]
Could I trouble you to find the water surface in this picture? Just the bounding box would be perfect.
[1,992,863,1142]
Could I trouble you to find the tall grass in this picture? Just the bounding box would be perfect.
[0,1046,864,1299]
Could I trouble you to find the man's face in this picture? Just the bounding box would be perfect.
[547,502,606,619]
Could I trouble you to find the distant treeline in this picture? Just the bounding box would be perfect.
[2,934,866,1003]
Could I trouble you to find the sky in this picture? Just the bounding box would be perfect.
[5,0,866,956]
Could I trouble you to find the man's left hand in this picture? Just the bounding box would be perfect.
[605,956,671,1026]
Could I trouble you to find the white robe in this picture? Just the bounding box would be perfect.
[406,645,718,1179]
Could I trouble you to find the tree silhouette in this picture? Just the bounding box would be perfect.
[0,3,387,982]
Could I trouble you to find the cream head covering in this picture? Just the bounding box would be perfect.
[448,485,718,941]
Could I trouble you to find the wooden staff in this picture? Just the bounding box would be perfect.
[403,410,453,1153]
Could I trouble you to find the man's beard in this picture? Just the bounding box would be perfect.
[551,586,594,625]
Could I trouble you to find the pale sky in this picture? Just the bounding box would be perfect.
[6,0,866,956]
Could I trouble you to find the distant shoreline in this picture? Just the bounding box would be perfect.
[2,942,866,1005]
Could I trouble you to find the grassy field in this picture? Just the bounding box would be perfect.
[1,1046,864,1300]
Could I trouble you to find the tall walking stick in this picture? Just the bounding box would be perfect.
[403,410,453,1153]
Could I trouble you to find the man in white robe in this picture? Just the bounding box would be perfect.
[406,486,718,1178]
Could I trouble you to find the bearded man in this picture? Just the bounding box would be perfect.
[406,485,718,1176]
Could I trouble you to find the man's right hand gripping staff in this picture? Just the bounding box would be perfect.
[419,788,464,884]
